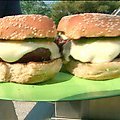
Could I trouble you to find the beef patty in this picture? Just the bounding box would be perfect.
[0,48,51,63]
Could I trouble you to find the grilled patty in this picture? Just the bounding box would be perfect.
[0,48,51,63]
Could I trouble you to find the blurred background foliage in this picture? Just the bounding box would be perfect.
[20,0,120,25]
[20,1,51,16]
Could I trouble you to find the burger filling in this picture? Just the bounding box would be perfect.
[62,36,120,63]
[0,38,60,63]
[55,32,69,52]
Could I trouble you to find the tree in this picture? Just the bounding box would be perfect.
[50,1,120,25]
[20,0,51,17]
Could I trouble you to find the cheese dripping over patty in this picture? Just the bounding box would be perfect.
[63,38,120,63]
[0,40,60,62]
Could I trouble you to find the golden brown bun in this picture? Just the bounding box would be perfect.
[0,14,56,40]
[0,59,62,84]
[57,13,120,39]
[64,59,120,80]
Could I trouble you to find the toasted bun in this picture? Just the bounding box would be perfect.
[0,59,62,84]
[0,14,56,40]
[57,13,120,39]
[64,59,120,80]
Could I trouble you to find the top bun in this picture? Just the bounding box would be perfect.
[57,13,120,39]
[0,14,57,40]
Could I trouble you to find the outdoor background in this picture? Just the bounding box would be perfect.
[20,1,120,25]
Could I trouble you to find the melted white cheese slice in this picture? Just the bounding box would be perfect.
[0,41,60,62]
[64,40,120,63]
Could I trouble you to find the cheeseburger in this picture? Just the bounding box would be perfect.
[57,13,120,80]
[0,14,62,84]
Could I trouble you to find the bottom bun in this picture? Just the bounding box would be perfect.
[0,59,62,84]
[64,59,120,80]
